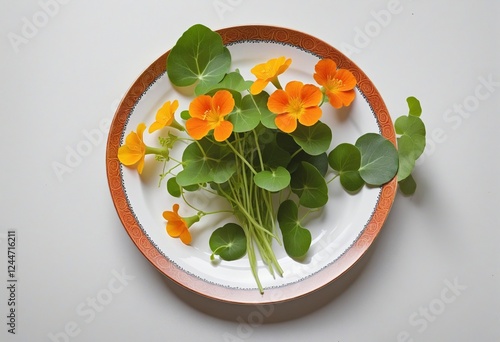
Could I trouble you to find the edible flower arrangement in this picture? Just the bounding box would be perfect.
[117,24,426,293]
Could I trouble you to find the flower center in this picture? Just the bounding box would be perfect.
[287,98,305,118]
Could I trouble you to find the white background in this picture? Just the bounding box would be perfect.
[1,0,499,341]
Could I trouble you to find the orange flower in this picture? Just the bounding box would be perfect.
[149,100,180,133]
[250,56,292,95]
[117,122,147,174]
[162,204,200,245]
[313,59,357,109]
[267,81,323,133]
[186,90,235,142]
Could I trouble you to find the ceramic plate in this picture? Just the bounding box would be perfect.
[106,25,397,304]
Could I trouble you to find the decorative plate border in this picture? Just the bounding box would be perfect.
[106,25,397,304]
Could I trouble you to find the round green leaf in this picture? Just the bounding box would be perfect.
[277,200,311,258]
[167,177,181,197]
[209,223,247,261]
[290,162,328,208]
[228,94,262,133]
[290,121,332,156]
[176,139,235,186]
[355,133,399,186]
[254,167,291,192]
[166,24,231,95]
[204,71,253,93]
[398,173,417,195]
[395,115,426,181]
[340,171,365,192]
[328,143,361,172]
[290,151,329,176]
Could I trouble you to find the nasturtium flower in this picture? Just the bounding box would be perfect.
[186,90,235,142]
[250,56,292,95]
[162,204,200,245]
[148,100,181,133]
[267,81,323,133]
[313,59,357,109]
[118,122,147,174]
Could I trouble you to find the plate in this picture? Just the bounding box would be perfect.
[106,25,397,304]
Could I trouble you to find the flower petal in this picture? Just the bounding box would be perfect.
[212,90,235,116]
[213,120,233,142]
[275,113,297,133]
[179,229,192,245]
[189,95,212,119]
[284,81,304,99]
[250,79,269,95]
[335,69,357,90]
[267,89,290,114]
[298,106,323,126]
[313,59,337,86]
[186,117,211,140]
[117,145,142,165]
[300,84,323,107]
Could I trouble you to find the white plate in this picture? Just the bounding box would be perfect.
[106,25,397,304]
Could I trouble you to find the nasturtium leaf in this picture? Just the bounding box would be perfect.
[290,162,328,208]
[290,121,332,156]
[255,92,278,129]
[289,151,329,176]
[328,143,365,191]
[167,177,181,197]
[276,132,300,155]
[398,173,417,195]
[176,138,235,186]
[209,223,247,261]
[277,200,311,258]
[355,133,399,186]
[228,94,262,133]
[328,143,361,172]
[395,115,426,181]
[166,24,231,95]
[407,96,422,117]
[180,110,191,120]
[261,138,291,169]
[339,171,365,192]
[254,167,291,192]
[205,71,253,93]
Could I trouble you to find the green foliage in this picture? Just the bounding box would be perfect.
[209,223,247,261]
[355,133,399,186]
[328,143,364,192]
[395,97,426,182]
[291,162,329,208]
[277,200,311,258]
[290,121,332,156]
[176,138,235,187]
[166,24,231,95]
[254,167,291,192]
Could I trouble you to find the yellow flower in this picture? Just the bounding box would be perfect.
[250,56,292,95]
[117,123,147,174]
[162,204,200,245]
[149,100,179,133]
[313,59,357,108]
